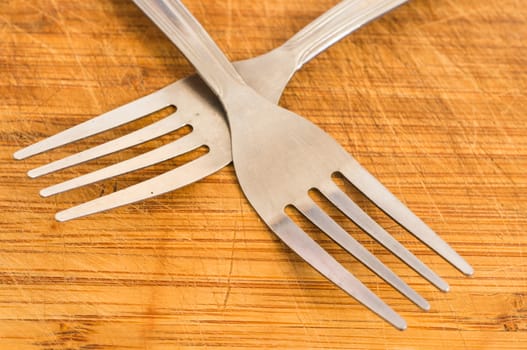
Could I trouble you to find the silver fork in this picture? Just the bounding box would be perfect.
[130,0,474,329]
[13,0,473,328]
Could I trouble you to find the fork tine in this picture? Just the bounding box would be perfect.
[271,215,407,330]
[28,111,190,178]
[13,83,179,160]
[320,181,449,292]
[341,160,474,276]
[40,132,204,197]
[54,151,230,221]
[295,196,429,310]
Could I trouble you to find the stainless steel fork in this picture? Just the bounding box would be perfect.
[129,0,473,329]
[13,0,473,328]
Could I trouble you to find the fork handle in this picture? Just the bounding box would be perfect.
[282,0,408,69]
[132,0,247,99]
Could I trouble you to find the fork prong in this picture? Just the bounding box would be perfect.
[271,215,407,330]
[28,112,191,178]
[54,151,230,222]
[295,196,429,311]
[13,82,179,160]
[40,132,204,197]
[341,160,474,276]
[320,181,449,292]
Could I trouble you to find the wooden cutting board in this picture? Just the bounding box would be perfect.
[1,0,526,348]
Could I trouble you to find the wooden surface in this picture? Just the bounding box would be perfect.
[1,0,526,348]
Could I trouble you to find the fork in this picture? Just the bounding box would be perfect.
[130,0,475,329]
[13,0,473,328]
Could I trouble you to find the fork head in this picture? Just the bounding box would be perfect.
[221,86,472,308]
[13,75,232,211]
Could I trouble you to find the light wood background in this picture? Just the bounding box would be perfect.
[1,0,526,348]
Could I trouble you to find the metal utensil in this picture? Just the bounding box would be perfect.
[13,0,473,329]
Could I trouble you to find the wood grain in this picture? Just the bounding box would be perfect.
[1,0,526,348]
